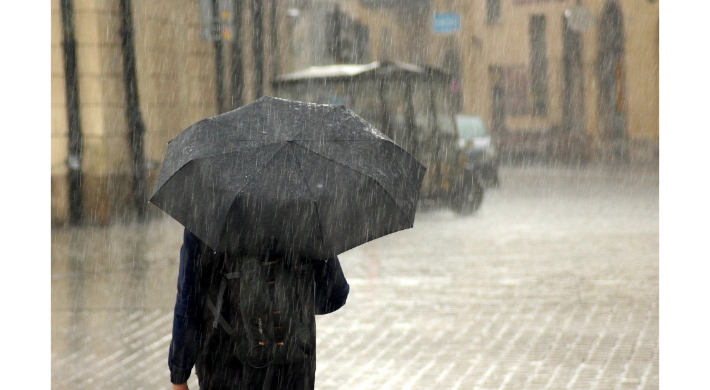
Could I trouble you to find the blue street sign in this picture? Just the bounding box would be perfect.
[432,13,460,34]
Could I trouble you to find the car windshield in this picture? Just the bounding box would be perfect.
[456,116,489,139]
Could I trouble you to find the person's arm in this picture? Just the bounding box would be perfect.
[314,256,350,315]
[168,229,202,385]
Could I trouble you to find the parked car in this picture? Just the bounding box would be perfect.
[455,114,500,188]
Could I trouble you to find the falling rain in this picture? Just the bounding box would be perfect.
[49,0,660,389]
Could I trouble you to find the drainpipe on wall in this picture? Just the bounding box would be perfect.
[212,0,226,113]
[119,0,148,220]
[270,0,279,86]
[231,0,244,109]
[252,0,264,98]
[60,0,84,225]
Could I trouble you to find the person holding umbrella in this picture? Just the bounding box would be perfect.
[168,228,350,389]
[152,97,426,389]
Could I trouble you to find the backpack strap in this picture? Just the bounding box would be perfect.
[206,268,241,334]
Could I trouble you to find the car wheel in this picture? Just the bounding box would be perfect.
[452,179,484,215]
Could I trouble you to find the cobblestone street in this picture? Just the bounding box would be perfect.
[51,163,659,389]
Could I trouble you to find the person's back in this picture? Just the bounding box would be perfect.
[169,229,349,390]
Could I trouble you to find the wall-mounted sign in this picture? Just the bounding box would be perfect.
[199,0,234,41]
[432,13,460,34]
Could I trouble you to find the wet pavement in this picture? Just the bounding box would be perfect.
[51,163,659,389]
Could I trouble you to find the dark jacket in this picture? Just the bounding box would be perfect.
[168,228,350,388]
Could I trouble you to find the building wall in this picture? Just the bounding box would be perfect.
[52,0,136,225]
[51,0,659,224]
[284,0,414,69]
[424,0,658,163]
[51,2,69,224]
[52,0,220,225]
[52,0,308,225]
[622,1,659,162]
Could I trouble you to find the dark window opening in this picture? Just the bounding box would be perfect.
[503,66,530,116]
[597,0,627,145]
[563,16,585,134]
[489,65,531,119]
[529,15,549,116]
[486,0,501,24]
[489,65,505,132]
[327,6,370,64]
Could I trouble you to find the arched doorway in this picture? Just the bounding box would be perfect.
[597,0,627,161]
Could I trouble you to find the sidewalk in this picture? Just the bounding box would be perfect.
[51,164,659,389]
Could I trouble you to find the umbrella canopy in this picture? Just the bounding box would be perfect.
[150,96,426,258]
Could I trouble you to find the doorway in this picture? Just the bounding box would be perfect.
[597,0,627,160]
[489,65,505,135]
[563,16,585,135]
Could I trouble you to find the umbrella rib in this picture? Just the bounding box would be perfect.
[157,141,286,194]
[290,145,328,247]
[188,140,285,162]
[291,142,415,226]
[209,116,253,134]
[208,141,293,250]
[230,141,292,195]
[209,107,335,142]
[291,107,338,140]
[208,115,286,141]
[159,145,277,194]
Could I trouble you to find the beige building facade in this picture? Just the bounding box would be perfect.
[52,0,216,224]
[52,0,288,225]
[51,0,658,225]
[424,0,659,163]
[50,0,413,225]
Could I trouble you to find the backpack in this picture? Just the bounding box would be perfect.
[199,248,317,369]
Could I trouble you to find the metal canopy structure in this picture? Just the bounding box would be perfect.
[274,60,452,84]
[271,60,486,214]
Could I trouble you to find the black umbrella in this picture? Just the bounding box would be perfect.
[150,96,426,259]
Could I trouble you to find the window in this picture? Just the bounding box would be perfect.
[529,15,549,116]
[486,0,501,24]
[327,6,369,64]
[503,66,530,116]
[489,65,505,131]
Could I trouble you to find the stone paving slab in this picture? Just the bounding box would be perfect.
[51,164,659,389]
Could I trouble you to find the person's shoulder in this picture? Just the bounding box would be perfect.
[183,228,202,251]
